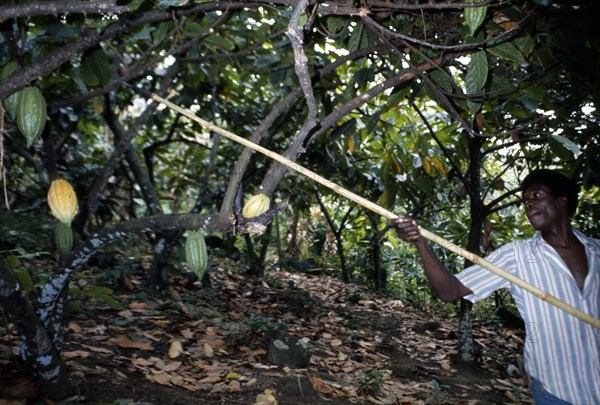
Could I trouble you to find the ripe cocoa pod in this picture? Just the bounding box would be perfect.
[0,61,20,120]
[242,194,270,218]
[55,221,73,257]
[48,179,79,225]
[17,86,47,147]
[185,230,208,280]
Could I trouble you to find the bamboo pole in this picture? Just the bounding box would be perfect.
[135,87,600,329]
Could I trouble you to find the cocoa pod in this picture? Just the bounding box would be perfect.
[242,194,270,218]
[48,179,79,225]
[16,86,47,147]
[185,230,208,280]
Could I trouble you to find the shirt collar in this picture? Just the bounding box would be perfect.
[531,229,600,255]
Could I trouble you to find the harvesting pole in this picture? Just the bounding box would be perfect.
[123,83,600,329]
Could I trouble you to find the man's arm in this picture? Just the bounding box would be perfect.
[389,216,473,302]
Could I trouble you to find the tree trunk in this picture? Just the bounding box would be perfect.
[315,194,352,282]
[369,213,386,290]
[457,135,486,363]
[0,258,72,400]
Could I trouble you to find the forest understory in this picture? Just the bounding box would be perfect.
[1,257,532,405]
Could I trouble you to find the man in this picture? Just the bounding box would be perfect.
[389,169,599,404]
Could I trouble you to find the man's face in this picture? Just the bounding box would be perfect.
[522,184,568,231]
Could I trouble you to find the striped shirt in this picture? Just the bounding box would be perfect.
[456,230,600,404]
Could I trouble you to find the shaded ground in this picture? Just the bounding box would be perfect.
[1,260,532,404]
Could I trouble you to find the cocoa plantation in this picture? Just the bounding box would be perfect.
[0,0,598,404]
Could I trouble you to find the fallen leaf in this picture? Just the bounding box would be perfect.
[330,338,343,347]
[62,350,91,359]
[168,340,184,358]
[229,380,241,392]
[109,335,154,351]
[149,373,171,385]
[163,361,182,372]
[181,329,194,339]
[80,344,113,354]
[67,321,82,333]
[254,388,277,405]
[309,375,333,394]
[203,343,214,358]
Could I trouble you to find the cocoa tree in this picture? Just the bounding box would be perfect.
[1,0,598,399]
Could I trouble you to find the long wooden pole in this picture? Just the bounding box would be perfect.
[136,87,600,329]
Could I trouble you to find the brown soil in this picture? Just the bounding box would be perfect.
[1,264,532,405]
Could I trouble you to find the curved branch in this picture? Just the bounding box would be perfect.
[218,41,389,216]
[38,212,232,322]
[0,1,129,22]
[72,63,181,235]
[0,2,257,99]
[361,13,523,52]
[257,54,455,198]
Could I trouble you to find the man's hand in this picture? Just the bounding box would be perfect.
[389,216,422,242]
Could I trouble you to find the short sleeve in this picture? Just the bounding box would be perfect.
[456,244,517,303]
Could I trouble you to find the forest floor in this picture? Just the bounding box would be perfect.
[0,257,533,405]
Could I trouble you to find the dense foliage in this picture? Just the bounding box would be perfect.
[0,0,599,399]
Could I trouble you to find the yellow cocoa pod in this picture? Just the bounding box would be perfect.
[48,179,78,225]
[242,194,270,218]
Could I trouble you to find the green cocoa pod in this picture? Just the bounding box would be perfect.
[17,86,47,147]
[185,230,208,280]
[0,61,20,120]
[55,221,73,257]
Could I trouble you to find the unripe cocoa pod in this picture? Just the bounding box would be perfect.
[185,230,208,280]
[242,194,270,218]
[17,86,47,147]
[48,179,79,225]
[0,61,20,120]
[55,221,73,257]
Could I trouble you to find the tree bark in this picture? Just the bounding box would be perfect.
[369,212,386,290]
[0,257,71,400]
[457,134,486,363]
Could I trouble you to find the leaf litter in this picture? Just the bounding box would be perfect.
[0,261,533,404]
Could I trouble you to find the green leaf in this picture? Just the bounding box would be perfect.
[12,268,33,292]
[429,69,454,93]
[153,22,173,45]
[128,0,146,11]
[185,21,206,37]
[329,118,356,142]
[269,68,286,86]
[487,42,525,65]
[348,22,364,53]
[513,36,535,57]
[464,0,487,36]
[354,68,375,88]
[4,255,17,269]
[521,94,539,111]
[465,51,488,95]
[550,134,581,157]
[156,0,187,10]
[204,34,236,51]
[327,17,345,34]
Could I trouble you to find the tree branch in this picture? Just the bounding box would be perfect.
[0,1,129,22]
[0,2,256,99]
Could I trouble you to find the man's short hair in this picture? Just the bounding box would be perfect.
[521,169,579,216]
